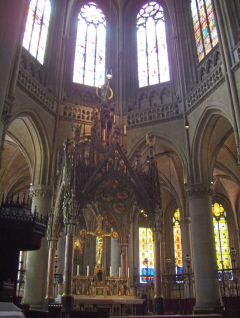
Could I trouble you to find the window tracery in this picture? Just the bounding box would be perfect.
[22,0,51,65]
[73,2,106,87]
[191,0,218,62]
[212,202,231,270]
[139,227,154,283]
[173,209,183,275]
[136,1,170,88]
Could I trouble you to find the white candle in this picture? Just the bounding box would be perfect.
[77,265,79,276]
[87,265,89,276]
[110,266,112,277]
[119,267,121,277]
[128,267,130,278]
[124,125,126,135]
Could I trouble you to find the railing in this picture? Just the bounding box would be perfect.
[218,267,240,297]
[61,104,93,121]
[17,66,57,114]
[127,103,181,126]
[0,207,48,225]
[186,63,224,111]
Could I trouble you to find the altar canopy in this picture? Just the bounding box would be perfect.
[45,73,163,312]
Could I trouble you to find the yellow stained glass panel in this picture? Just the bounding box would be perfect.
[212,202,231,270]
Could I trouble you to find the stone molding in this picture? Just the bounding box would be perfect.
[186,184,213,199]
[179,217,191,225]
[30,185,52,198]
[127,102,181,126]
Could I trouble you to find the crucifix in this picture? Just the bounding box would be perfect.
[80,215,118,276]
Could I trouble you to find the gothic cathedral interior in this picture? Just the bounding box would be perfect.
[1,0,240,316]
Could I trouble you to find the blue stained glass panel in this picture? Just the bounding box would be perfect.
[191,0,218,62]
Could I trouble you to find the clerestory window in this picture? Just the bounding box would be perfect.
[73,2,106,87]
[22,0,51,64]
[136,1,170,88]
[191,0,219,62]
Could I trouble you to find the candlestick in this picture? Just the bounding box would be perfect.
[128,267,129,278]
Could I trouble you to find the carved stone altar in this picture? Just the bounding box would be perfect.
[73,295,144,316]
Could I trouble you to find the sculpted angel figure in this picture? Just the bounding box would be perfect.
[146,134,156,158]
[71,122,82,145]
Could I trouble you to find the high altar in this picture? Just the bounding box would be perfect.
[45,71,163,314]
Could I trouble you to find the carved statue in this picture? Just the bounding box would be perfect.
[146,134,156,158]
[71,122,82,145]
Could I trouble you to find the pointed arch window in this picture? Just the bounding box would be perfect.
[136,1,170,88]
[22,0,51,64]
[173,209,183,275]
[212,202,231,270]
[73,2,106,87]
[191,0,218,62]
[139,227,154,283]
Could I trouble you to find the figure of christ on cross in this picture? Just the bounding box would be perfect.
[80,215,118,276]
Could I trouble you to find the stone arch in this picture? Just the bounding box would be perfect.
[128,132,188,221]
[191,106,235,185]
[128,133,187,176]
[4,111,51,190]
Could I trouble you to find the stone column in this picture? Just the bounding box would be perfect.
[57,234,66,275]
[0,0,28,166]
[180,217,192,270]
[61,222,77,310]
[110,236,120,277]
[186,185,223,313]
[44,240,57,310]
[153,229,164,315]
[180,217,193,298]
[24,185,52,308]
[120,244,128,278]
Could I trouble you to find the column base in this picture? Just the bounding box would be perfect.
[61,295,74,310]
[43,297,54,311]
[153,296,164,315]
[194,304,224,316]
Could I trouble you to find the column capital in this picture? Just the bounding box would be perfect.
[30,185,52,198]
[48,239,58,250]
[119,243,129,247]
[185,184,213,199]
[65,222,78,236]
[179,217,191,225]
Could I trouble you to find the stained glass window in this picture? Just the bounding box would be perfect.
[191,0,218,62]
[139,228,154,283]
[136,1,170,88]
[212,202,231,270]
[22,0,51,64]
[173,209,183,275]
[73,2,106,87]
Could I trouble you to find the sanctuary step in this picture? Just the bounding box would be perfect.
[109,315,222,318]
